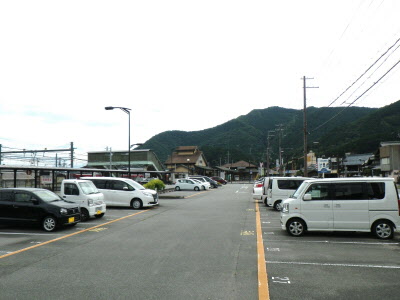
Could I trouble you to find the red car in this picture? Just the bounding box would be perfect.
[211,176,227,185]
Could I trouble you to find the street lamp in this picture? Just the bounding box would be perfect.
[105,106,131,177]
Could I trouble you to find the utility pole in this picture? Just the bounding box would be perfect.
[70,142,74,168]
[266,130,275,177]
[275,124,284,176]
[302,76,318,177]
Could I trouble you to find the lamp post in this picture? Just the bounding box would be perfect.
[105,106,131,177]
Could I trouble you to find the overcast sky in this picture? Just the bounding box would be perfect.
[1,0,400,166]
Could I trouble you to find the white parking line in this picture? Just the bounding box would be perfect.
[263,239,399,245]
[0,232,61,236]
[266,260,400,269]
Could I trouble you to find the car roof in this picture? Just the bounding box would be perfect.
[303,177,394,183]
[0,188,49,192]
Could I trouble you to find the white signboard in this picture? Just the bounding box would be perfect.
[317,158,331,174]
[41,176,52,184]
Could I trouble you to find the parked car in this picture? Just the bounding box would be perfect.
[174,179,203,191]
[82,177,159,209]
[201,176,219,188]
[211,176,228,185]
[59,179,106,221]
[189,176,211,189]
[136,177,159,185]
[252,178,265,200]
[266,177,311,211]
[281,177,400,239]
[191,179,207,190]
[0,188,81,232]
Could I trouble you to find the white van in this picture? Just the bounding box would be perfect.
[266,177,311,211]
[280,177,400,239]
[82,177,159,209]
[60,179,106,221]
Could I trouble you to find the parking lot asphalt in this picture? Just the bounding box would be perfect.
[2,183,400,299]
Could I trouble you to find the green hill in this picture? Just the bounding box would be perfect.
[138,102,400,166]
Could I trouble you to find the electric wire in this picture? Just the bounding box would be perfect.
[327,36,400,107]
[310,57,400,133]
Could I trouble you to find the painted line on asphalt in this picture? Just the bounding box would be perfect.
[256,201,270,300]
[0,209,149,260]
[266,261,400,269]
[263,239,400,245]
[0,232,62,236]
[184,191,208,198]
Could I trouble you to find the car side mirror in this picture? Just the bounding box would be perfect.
[123,186,129,191]
[303,194,312,201]
[31,198,40,205]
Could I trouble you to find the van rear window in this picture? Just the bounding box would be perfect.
[366,182,385,200]
[278,180,304,190]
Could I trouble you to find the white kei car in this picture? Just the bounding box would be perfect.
[192,179,210,190]
[174,179,203,191]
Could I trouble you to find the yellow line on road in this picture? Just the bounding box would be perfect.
[256,201,270,299]
[184,190,209,199]
[0,209,149,259]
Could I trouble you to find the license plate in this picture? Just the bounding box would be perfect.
[68,217,75,223]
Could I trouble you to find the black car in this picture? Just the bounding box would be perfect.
[0,188,81,232]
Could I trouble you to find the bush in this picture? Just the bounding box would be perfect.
[143,179,165,191]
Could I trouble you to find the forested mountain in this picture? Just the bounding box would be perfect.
[139,101,400,166]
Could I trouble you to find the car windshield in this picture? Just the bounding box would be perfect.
[78,182,99,195]
[125,179,145,190]
[291,182,307,198]
[33,190,62,202]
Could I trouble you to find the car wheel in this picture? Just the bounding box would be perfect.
[194,186,200,191]
[175,186,181,191]
[95,213,105,218]
[81,208,90,222]
[373,220,394,239]
[286,218,306,237]
[273,200,282,211]
[42,216,57,232]
[131,198,142,210]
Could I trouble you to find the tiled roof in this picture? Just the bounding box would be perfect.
[221,160,257,168]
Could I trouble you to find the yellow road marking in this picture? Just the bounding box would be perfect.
[256,201,270,299]
[0,209,148,259]
[184,191,208,199]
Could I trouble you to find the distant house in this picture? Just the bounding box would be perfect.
[343,153,374,177]
[165,146,212,178]
[380,141,400,181]
[221,160,258,181]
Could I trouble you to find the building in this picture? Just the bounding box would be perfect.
[87,149,165,172]
[342,153,374,177]
[379,141,400,181]
[221,160,258,181]
[165,146,212,178]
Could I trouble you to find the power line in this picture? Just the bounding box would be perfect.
[310,57,400,133]
[327,36,400,107]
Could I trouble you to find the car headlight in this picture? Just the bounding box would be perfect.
[60,208,68,215]
[282,203,289,213]
[142,192,152,197]
[87,199,94,206]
